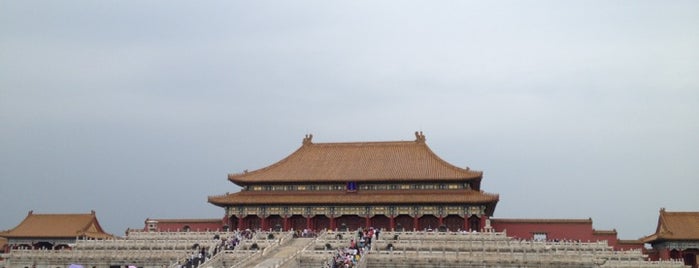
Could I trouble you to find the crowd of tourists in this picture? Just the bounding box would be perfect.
[294,228,318,238]
[179,246,211,268]
[327,227,380,268]
[176,229,256,268]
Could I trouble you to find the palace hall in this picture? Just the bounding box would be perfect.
[208,132,499,233]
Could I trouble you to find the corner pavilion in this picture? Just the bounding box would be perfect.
[209,132,499,232]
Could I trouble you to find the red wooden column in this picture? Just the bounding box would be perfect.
[238,217,244,231]
[463,215,470,231]
[330,216,336,231]
[389,216,395,231]
[659,248,670,260]
[413,216,419,231]
[261,216,267,231]
[438,216,444,227]
[306,216,312,230]
[283,216,289,231]
[365,216,371,229]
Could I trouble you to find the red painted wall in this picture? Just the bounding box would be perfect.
[491,219,596,242]
[490,218,643,252]
[593,231,618,248]
[593,232,643,250]
[614,240,645,251]
[144,219,224,232]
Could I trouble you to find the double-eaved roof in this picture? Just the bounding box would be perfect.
[642,209,699,243]
[227,133,482,184]
[210,133,499,215]
[0,211,112,239]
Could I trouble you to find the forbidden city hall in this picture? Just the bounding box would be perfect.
[208,132,498,233]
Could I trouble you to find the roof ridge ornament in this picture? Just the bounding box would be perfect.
[414,131,426,143]
[303,134,313,145]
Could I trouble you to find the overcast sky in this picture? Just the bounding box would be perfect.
[1,1,697,239]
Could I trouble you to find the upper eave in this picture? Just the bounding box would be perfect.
[228,133,482,185]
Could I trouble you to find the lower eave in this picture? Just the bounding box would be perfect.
[0,233,113,240]
[208,189,498,208]
[2,235,89,239]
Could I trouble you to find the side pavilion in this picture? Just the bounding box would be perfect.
[0,210,112,251]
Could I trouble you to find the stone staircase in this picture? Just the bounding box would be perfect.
[246,237,315,268]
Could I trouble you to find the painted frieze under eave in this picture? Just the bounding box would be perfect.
[208,189,498,214]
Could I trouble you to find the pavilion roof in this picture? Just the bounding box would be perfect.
[642,209,699,243]
[0,211,113,239]
[228,132,482,185]
[208,189,499,215]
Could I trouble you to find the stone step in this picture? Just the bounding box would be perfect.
[249,237,314,268]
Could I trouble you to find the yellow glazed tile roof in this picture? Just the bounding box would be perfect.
[228,133,482,184]
[643,209,699,242]
[0,211,112,239]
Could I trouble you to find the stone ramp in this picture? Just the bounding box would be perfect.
[250,237,314,268]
